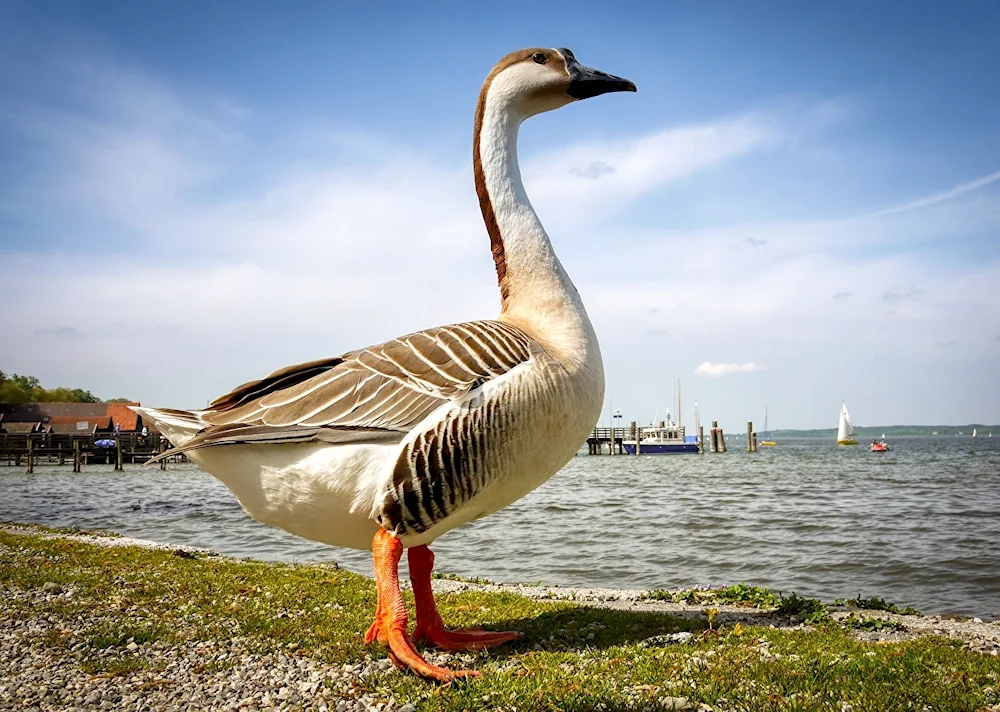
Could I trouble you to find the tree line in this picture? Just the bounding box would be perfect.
[0,371,129,404]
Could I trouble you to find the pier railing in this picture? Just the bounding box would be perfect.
[0,432,184,472]
[588,421,731,455]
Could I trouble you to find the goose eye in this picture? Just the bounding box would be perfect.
[532,52,546,65]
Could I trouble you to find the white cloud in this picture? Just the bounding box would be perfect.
[694,362,763,377]
[882,286,926,304]
[525,114,780,226]
[850,169,1000,222]
[2,43,999,427]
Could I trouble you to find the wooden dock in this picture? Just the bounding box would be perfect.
[0,433,185,472]
[588,419,748,455]
[587,426,627,455]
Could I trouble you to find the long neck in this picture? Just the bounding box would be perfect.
[473,91,594,364]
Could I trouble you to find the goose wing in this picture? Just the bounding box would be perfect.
[153,320,536,458]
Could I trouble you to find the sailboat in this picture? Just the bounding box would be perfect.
[760,406,777,446]
[837,402,858,445]
[972,428,977,438]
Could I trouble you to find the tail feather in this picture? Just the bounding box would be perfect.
[130,406,206,449]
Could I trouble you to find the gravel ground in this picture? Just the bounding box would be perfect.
[0,527,466,711]
[0,581,477,712]
[2,526,998,711]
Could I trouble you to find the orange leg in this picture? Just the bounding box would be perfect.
[364,530,479,681]
[409,544,523,651]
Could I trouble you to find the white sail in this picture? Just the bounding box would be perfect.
[972,428,977,438]
[837,403,855,441]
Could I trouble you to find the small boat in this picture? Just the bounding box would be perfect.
[869,439,889,452]
[622,424,699,455]
[837,402,858,445]
[760,406,777,446]
[972,428,977,438]
[624,378,700,454]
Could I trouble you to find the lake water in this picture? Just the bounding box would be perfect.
[3,437,999,619]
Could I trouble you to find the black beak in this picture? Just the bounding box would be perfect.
[560,48,637,100]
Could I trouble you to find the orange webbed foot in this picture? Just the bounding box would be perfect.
[413,623,523,652]
[366,530,482,682]
[408,544,523,652]
[365,610,481,681]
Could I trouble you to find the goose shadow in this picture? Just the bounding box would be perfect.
[439,604,804,655]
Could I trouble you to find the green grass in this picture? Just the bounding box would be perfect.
[83,620,170,649]
[2,525,998,711]
[79,655,147,677]
[775,593,832,625]
[844,614,909,633]
[836,595,923,617]
[643,583,781,608]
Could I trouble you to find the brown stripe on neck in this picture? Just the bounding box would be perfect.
[473,48,546,310]
[473,85,507,308]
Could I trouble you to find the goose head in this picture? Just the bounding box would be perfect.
[483,47,636,118]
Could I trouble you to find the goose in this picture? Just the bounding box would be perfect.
[135,47,635,681]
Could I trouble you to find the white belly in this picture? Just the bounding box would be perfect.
[188,442,393,551]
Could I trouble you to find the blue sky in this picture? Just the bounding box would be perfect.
[2,1,999,429]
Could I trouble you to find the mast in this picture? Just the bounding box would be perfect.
[670,374,676,427]
[678,379,682,432]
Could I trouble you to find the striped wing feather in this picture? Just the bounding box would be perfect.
[156,321,534,458]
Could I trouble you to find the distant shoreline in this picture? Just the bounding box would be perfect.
[754,425,998,438]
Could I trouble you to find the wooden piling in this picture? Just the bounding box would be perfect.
[698,425,705,454]
[73,439,81,473]
[718,427,727,452]
[752,432,758,451]
[26,436,34,474]
[115,437,123,471]
[747,421,756,452]
[710,421,719,452]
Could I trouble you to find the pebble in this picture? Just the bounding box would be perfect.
[0,588,417,712]
[639,632,694,648]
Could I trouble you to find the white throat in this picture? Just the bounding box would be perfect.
[477,81,598,371]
